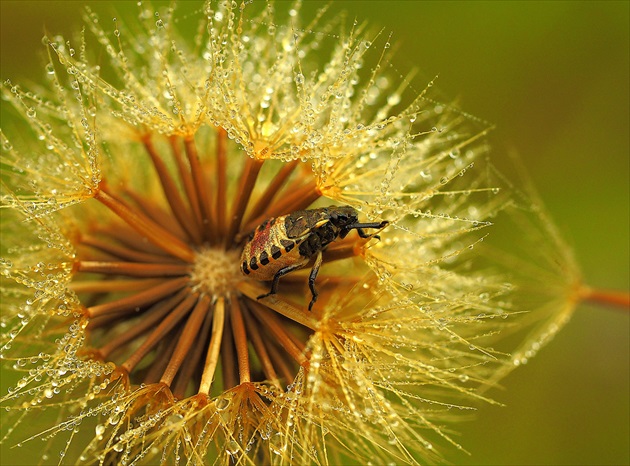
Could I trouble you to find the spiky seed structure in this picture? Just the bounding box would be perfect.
[0,2,582,465]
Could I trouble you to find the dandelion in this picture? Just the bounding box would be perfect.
[0,1,616,465]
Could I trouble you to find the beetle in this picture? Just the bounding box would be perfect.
[241,205,388,310]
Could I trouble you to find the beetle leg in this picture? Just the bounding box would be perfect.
[307,250,323,311]
[257,261,306,300]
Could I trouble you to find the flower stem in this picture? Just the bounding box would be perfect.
[580,287,630,310]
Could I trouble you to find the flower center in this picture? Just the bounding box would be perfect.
[190,248,242,296]
[69,131,332,399]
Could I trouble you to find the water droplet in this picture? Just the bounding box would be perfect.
[269,432,286,455]
[215,398,229,411]
[225,440,239,455]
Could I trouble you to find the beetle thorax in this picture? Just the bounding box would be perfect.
[190,248,242,295]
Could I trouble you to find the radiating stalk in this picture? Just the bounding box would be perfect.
[95,188,195,262]
[246,160,299,222]
[198,297,226,395]
[225,157,264,247]
[121,293,198,373]
[124,188,188,241]
[98,289,188,358]
[172,302,216,399]
[229,295,251,384]
[77,261,190,277]
[214,127,228,238]
[143,327,182,385]
[161,295,212,386]
[241,302,280,385]
[143,136,203,245]
[183,136,215,242]
[79,235,176,263]
[220,311,238,390]
[93,224,170,256]
[69,278,164,294]
[263,335,295,383]
[169,136,203,234]
[240,179,320,237]
[237,281,318,330]
[247,300,307,365]
[87,277,189,318]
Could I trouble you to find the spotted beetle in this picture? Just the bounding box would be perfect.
[241,205,388,310]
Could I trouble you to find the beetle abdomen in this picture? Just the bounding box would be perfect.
[240,217,307,280]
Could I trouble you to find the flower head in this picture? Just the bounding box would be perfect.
[0,1,581,464]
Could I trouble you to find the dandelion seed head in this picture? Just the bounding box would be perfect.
[0,1,582,465]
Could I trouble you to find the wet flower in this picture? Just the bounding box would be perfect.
[0,1,584,465]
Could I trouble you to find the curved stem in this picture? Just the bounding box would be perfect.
[581,287,630,310]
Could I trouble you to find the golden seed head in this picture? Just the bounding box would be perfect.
[0,1,584,465]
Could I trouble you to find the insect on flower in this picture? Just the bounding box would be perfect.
[241,205,388,310]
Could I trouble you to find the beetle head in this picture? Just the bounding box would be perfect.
[328,205,359,228]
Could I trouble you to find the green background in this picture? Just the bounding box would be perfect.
[1,1,628,464]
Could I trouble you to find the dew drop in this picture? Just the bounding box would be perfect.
[225,440,239,456]
[215,398,229,411]
[269,432,286,455]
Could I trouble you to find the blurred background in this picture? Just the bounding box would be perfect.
[1,1,628,464]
